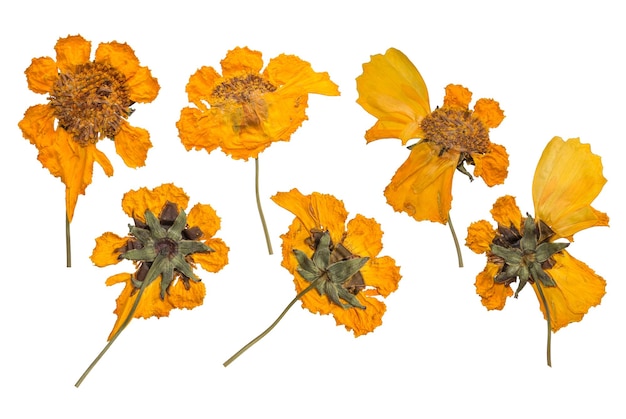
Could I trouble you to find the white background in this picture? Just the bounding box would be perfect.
[1,1,623,417]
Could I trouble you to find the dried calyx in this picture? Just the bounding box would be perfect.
[117,202,213,299]
[489,214,569,298]
[294,230,369,310]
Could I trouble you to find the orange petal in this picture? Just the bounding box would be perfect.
[122,183,190,222]
[259,88,310,145]
[490,195,522,231]
[187,203,221,237]
[126,66,160,103]
[272,189,348,245]
[177,107,223,155]
[93,147,114,177]
[18,104,57,148]
[473,98,505,129]
[167,279,206,311]
[384,142,457,224]
[54,35,91,73]
[24,57,58,94]
[46,129,97,222]
[472,143,509,186]
[443,84,472,109]
[356,48,430,144]
[192,238,229,273]
[185,65,221,108]
[95,41,141,78]
[264,54,339,96]
[532,137,608,240]
[220,47,264,78]
[328,293,387,336]
[105,272,131,286]
[343,215,383,258]
[475,262,513,310]
[466,220,496,254]
[114,121,151,168]
[91,232,127,267]
[107,276,169,340]
[360,255,401,298]
[533,251,606,332]
[278,225,305,277]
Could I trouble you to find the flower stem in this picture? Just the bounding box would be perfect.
[447,212,463,268]
[224,281,317,367]
[75,277,147,387]
[255,157,273,255]
[534,281,552,367]
[66,213,71,268]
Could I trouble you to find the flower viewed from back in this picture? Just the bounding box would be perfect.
[272,188,402,336]
[465,137,608,365]
[223,188,401,366]
[177,46,340,160]
[356,47,508,224]
[19,34,159,266]
[76,184,228,386]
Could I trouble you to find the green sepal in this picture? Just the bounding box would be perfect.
[513,265,530,298]
[494,263,521,283]
[293,249,321,276]
[145,210,167,239]
[327,257,369,285]
[166,209,187,241]
[535,242,569,263]
[529,262,557,287]
[128,225,152,244]
[121,247,157,262]
[178,240,212,256]
[159,262,175,299]
[143,254,168,288]
[296,267,320,283]
[171,253,199,281]
[336,287,366,309]
[491,244,522,264]
[313,232,331,270]
[520,215,538,252]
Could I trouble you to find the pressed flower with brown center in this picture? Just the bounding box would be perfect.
[177,47,339,255]
[50,61,133,146]
[211,74,277,128]
[420,107,490,155]
[19,34,159,267]
[356,48,508,267]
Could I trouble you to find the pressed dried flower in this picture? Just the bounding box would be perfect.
[465,137,608,366]
[224,188,401,366]
[19,34,159,266]
[76,184,228,386]
[177,47,340,254]
[356,48,508,266]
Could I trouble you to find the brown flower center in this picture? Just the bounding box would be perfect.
[211,74,277,127]
[420,107,490,154]
[49,62,132,146]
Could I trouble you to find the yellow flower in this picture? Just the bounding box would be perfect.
[77,183,229,387]
[177,46,340,160]
[272,188,402,336]
[465,137,608,365]
[19,34,160,223]
[356,48,508,224]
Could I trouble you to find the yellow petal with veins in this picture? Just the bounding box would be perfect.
[533,137,608,240]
